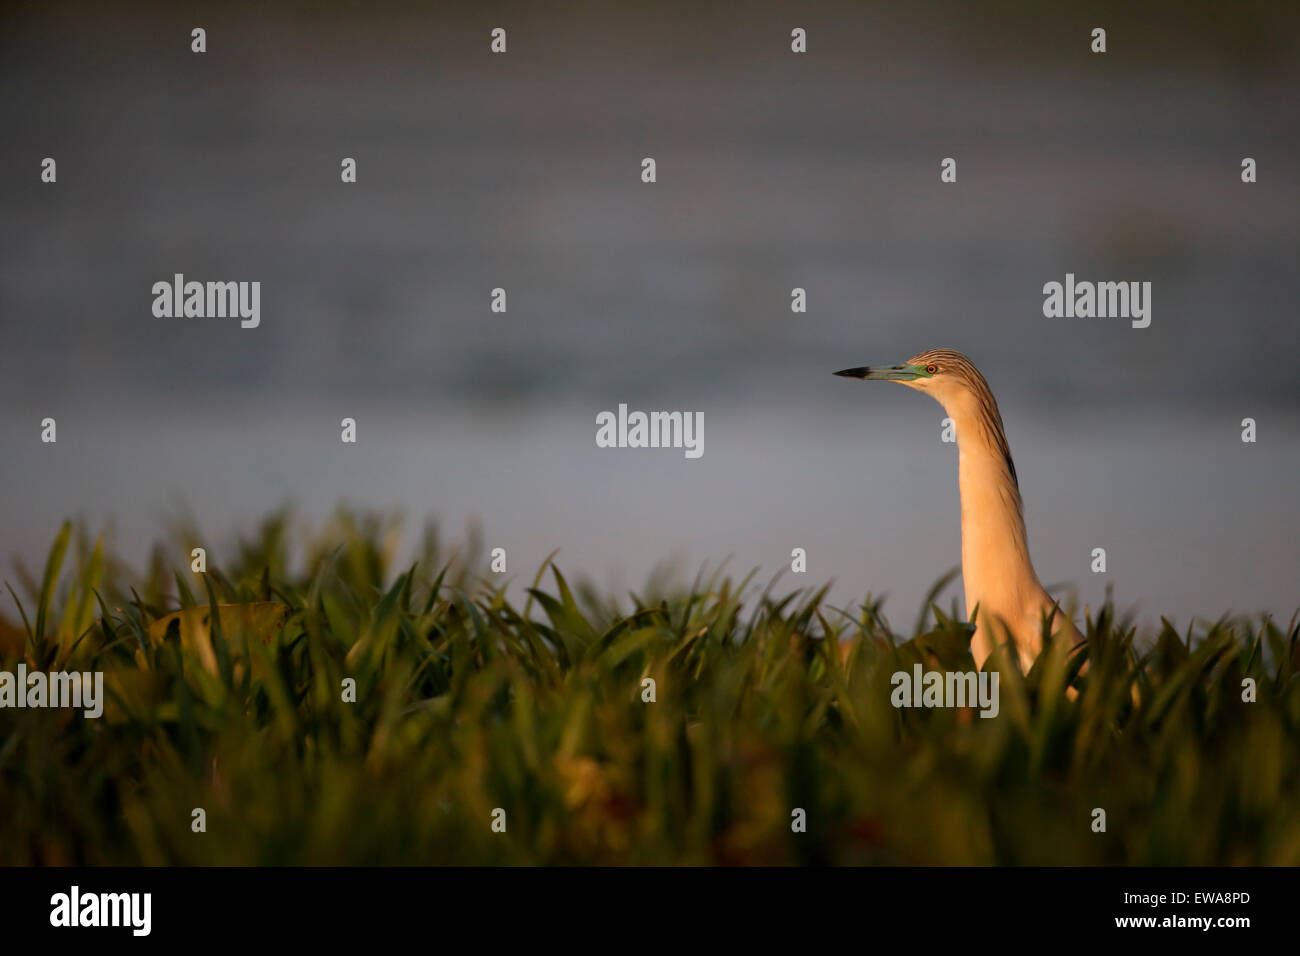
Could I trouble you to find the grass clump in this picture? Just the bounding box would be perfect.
[1,510,1297,865]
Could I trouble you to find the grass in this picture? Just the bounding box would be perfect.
[1,509,1297,866]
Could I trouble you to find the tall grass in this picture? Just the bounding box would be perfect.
[1,510,1297,865]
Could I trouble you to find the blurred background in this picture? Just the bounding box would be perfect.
[1,0,1296,627]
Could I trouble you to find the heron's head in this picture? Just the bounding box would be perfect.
[834,348,1018,482]
[833,348,987,408]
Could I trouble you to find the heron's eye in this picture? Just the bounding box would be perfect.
[925,364,939,375]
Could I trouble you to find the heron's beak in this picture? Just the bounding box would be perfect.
[833,364,920,382]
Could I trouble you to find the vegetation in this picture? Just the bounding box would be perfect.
[2,511,1297,865]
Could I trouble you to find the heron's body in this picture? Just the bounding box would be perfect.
[836,348,1078,670]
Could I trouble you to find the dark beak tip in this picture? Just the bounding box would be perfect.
[833,366,869,379]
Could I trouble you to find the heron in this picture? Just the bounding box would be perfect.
[835,348,1079,671]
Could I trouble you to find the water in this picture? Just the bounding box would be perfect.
[1,2,1297,626]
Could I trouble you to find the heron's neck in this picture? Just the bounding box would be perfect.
[946,394,1040,624]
